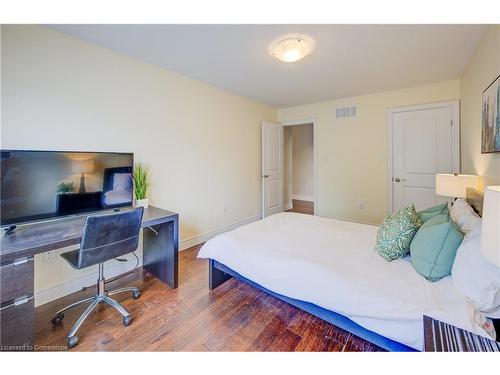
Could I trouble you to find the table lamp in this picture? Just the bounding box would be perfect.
[72,160,94,193]
[481,186,500,268]
[435,174,479,199]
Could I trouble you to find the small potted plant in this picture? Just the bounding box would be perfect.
[57,182,75,194]
[133,162,150,208]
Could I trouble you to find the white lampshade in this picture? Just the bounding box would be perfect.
[435,174,479,198]
[72,160,94,174]
[480,186,500,267]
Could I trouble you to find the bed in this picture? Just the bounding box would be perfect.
[197,190,492,351]
[102,166,133,208]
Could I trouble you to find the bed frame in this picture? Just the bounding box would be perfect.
[208,259,415,352]
[208,189,485,352]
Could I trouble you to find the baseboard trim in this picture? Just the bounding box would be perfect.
[284,202,293,211]
[291,194,314,202]
[35,214,261,307]
[179,214,261,251]
[35,258,141,307]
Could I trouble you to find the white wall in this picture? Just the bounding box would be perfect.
[291,124,314,201]
[1,25,277,305]
[279,80,461,224]
[461,25,500,188]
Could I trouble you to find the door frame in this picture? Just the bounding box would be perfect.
[386,100,460,214]
[280,118,318,215]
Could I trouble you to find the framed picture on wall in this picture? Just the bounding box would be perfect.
[481,74,500,153]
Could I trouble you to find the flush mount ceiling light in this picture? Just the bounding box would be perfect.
[268,33,315,63]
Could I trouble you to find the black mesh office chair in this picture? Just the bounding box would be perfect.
[51,207,144,348]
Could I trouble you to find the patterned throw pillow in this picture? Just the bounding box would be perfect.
[376,204,423,261]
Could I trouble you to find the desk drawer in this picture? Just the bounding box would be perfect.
[0,298,34,350]
[0,257,34,305]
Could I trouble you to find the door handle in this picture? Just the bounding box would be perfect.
[394,178,406,182]
[262,174,270,178]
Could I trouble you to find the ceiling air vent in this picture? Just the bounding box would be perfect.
[336,106,356,119]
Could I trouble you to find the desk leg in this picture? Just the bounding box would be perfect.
[142,219,178,289]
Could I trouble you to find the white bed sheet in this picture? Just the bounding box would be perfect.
[104,190,132,205]
[197,212,492,350]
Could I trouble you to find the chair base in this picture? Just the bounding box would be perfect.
[52,264,141,349]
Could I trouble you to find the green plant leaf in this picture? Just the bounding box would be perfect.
[133,162,150,200]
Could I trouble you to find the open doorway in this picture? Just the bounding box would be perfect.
[283,122,315,215]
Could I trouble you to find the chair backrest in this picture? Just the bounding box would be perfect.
[77,207,144,269]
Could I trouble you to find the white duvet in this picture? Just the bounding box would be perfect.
[104,190,132,205]
[198,212,492,350]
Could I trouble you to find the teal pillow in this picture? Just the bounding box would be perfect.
[410,213,464,281]
[376,204,423,261]
[417,203,448,223]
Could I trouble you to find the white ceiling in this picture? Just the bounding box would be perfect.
[48,25,486,108]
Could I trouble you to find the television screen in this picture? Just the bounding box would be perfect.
[1,150,134,226]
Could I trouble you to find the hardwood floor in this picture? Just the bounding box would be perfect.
[34,245,383,351]
[287,199,314,215]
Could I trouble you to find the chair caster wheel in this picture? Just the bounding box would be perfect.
[123,315,133,326]
[132,290,141,299]
[52,313,64,325]
[67,336,79,349]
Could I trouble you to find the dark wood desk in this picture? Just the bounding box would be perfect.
[0,206,178,350]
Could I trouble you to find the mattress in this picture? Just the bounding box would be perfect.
[197,212,492,350]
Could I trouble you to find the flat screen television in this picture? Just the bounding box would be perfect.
[1,150,134,227]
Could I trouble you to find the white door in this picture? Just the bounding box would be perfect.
[391,103,459,212]
[262,121,284,218]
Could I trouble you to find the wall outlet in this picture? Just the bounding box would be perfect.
[223,203,228,213]
[43,251,55,262]
[359,202,365,210]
